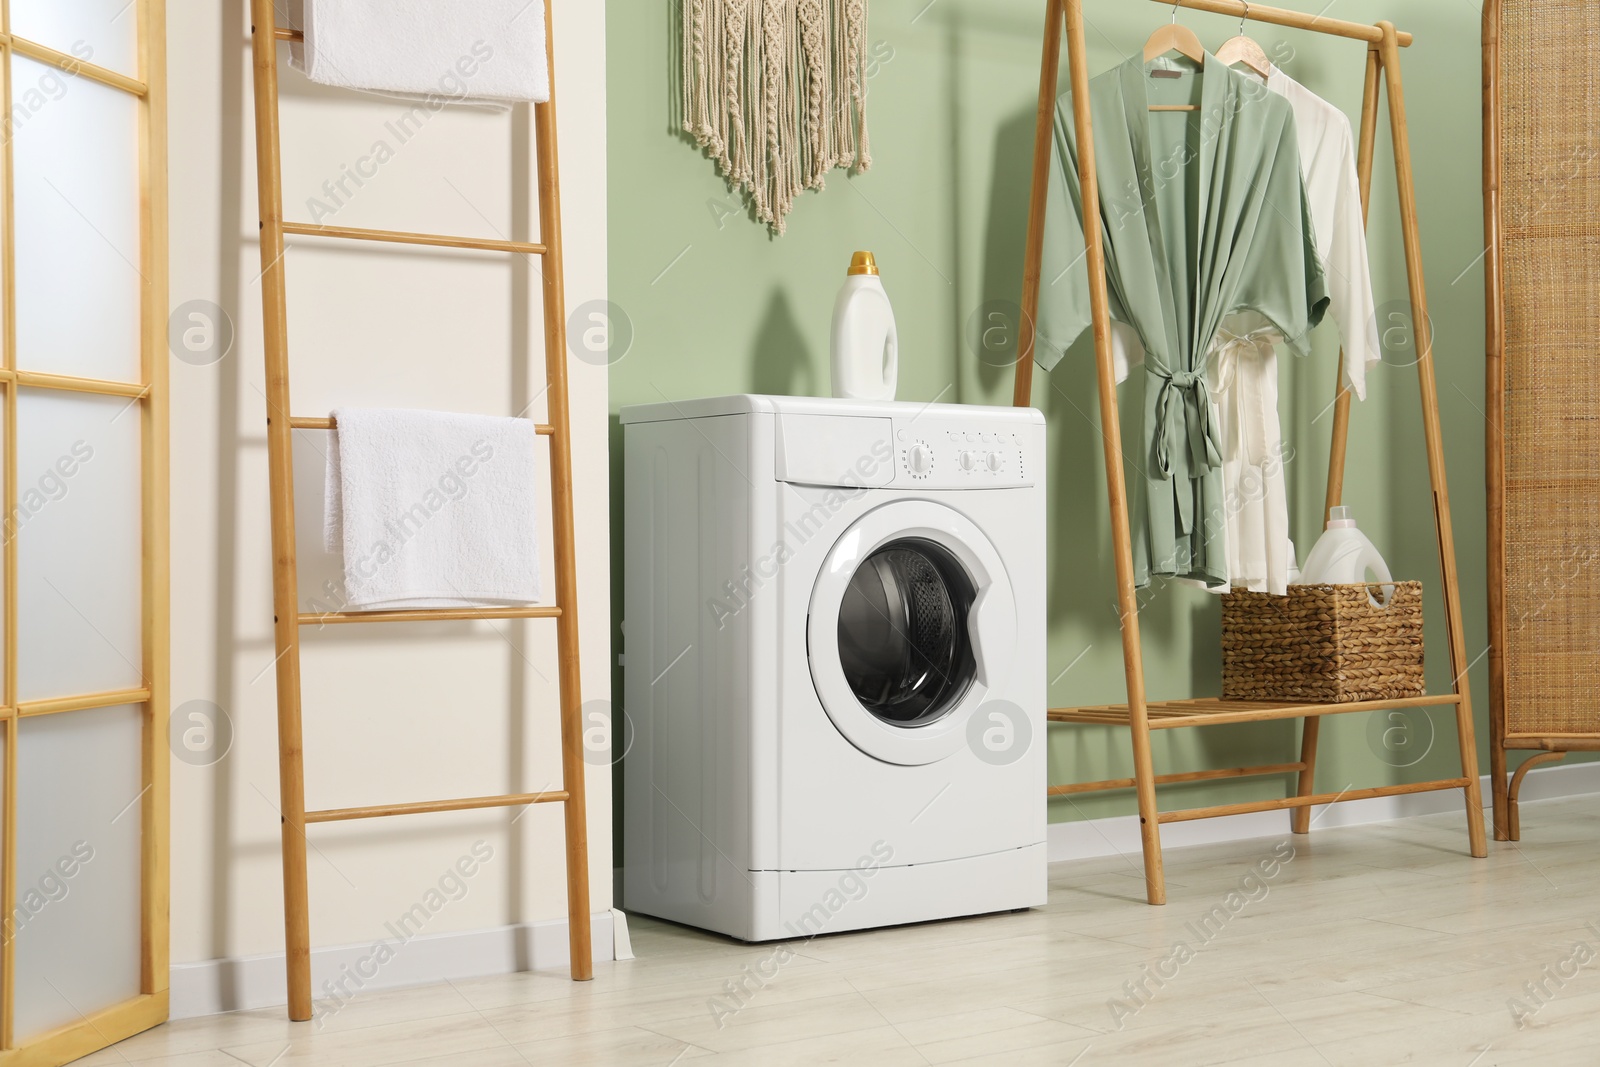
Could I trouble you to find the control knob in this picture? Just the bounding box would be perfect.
[907,442,934,475]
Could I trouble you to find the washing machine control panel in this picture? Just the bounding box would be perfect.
[892,419,1037,488]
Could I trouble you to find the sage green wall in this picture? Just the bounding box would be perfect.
[606,0,1565,834]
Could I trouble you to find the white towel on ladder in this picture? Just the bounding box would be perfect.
[325,408,541,610]
[288,0,550,104]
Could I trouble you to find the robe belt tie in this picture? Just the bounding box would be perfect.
[1206,326,1282,467]
[1152,365,1222,536]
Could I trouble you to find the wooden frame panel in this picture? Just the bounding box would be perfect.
[1017,0,1486,905]
[1483,0,1511,843]
[0,0,169,1061]
[1,0,16,1039]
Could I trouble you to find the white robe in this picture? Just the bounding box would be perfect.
[1108,65,1381,594]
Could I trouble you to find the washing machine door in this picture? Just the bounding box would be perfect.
[808,500,1017,766]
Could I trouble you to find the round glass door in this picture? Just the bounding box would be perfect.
[807,499,1015,766]
[837,539,977,728]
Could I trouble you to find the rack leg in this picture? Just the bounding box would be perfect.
[1378,23,1487,860]
[1129,717,1166,904]
[1323,48,1384,514]
[1311,51,1375,840]
[1012,0,1065,409]
[1291,718,1321,835]
[1056,0,1164,905]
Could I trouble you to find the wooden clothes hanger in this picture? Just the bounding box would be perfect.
[1216,3,1273,80]
[1144,2,1205,111]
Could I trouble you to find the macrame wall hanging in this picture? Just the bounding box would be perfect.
[681,0,872,235]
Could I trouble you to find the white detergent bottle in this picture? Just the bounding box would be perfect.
[1295,506,1396,607]
[831,251,899,401]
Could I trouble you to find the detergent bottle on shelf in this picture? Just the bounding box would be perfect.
[1294,506,1396,607]
[830,251,899,401]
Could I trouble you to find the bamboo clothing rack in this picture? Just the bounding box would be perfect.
[1014,0,1487,904]
[247,0,592,1019]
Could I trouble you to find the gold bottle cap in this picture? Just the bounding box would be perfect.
[847,251,879,277]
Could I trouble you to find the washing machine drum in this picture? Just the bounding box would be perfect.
[836,539,977,727]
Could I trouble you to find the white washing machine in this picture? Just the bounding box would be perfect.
[621,395,1046,941]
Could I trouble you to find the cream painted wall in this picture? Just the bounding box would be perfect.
[165,2,610,975]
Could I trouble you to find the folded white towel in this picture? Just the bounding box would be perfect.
[325,408,541,610]
[289,0,549,105]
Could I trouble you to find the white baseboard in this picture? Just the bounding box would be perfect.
[611,907,635,961]
[170,912,614,1021]
[1048,757,1600,863]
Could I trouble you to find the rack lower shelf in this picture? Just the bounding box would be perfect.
[1046,692,1474,822]
[1048,693,1461,729]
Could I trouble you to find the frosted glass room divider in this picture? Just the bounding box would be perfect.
[0,1,168,1064]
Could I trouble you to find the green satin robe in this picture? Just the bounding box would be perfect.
[1036,52,1329,588]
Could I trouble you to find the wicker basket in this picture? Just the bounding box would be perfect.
[1221,582,1426,703]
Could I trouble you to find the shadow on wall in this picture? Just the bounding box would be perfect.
[972,107,1035,399]
[750,289,821,398]
[209,0,246,1000]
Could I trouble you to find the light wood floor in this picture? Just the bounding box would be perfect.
[86,796,1599,1066]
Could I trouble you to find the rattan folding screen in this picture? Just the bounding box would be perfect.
[1484,0,1600,841]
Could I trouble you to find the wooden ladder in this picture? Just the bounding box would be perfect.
[246,0,592,1019]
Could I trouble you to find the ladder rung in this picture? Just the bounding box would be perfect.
[305,789,569,823]
[288,415,555,436]
[274,27,304,42]
[281,221,547,256]
[300,606,560,626]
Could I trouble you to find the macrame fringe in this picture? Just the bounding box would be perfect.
[682,0,872,235]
